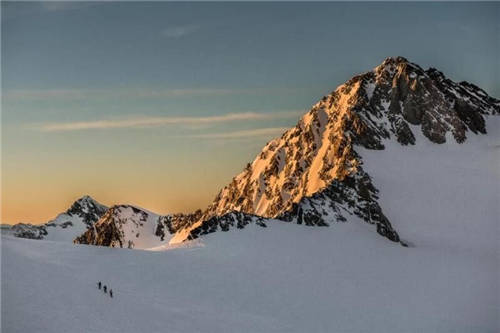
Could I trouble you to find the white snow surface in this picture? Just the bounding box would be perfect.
[358,117,500,257]
[2,213,497,333]
[42,213,92,242]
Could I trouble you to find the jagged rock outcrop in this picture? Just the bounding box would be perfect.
[170,56,499,245]
[11,196,108,241]
[186,212,267,241]
[74,206,126,247]
[157,210,203,236]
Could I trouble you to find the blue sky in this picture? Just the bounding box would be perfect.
[2,1,499,222]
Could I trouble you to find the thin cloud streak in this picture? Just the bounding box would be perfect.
[162,25,199,38]
[5,89,87,100]
[185,127,288,139]
[4,87,299,100]
[39,2,98,12]
[35,111,303,132]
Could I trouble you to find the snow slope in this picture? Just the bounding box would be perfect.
[2,209,497,333]
[359,116,500,256]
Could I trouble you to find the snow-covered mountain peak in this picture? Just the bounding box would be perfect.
[65,195,108,226]
[72,195,97,207]
[10,196,109,241]
[373,56,413,75]
[170,57,499,245]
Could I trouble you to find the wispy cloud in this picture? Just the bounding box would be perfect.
[40,2,77,11]
[39,2,99,12]
[185,127,288,139]
[4,89,87,100]
[129,88,238,97]
[34,111,302,132]
[162,25,198,39]
[4,87,295,101]
[2,2,103,21]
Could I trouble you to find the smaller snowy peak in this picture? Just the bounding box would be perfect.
[10,196,108,241]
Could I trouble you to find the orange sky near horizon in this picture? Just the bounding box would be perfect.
[1,131,283,224]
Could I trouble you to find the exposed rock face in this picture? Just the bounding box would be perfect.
[277,164,399,242]
[65,195,108,227]
[11,196,108,240]
[171,57,499,245]
[74,206,126,247]
[186,212,266,241]
[74,205,197,249]
[159,210,204,235]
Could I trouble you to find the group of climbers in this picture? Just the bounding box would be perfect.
[97,281,113,298]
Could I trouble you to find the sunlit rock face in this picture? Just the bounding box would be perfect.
[170,57,499,245]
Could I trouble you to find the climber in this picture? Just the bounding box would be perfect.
[103,285,107,294]
[109,289,113,298]
[98,281,101,290]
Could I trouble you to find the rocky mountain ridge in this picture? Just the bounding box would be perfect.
[170,56,499,245]
[9,57,499,248]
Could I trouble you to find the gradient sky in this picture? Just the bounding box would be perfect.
[2,2,499,224]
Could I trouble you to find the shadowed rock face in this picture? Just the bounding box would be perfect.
[172,57,498,245]
[74,205,201,248]
[65,195,108,227]
[186,212,267,241]
[158,210,204,235]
